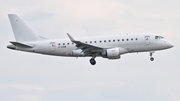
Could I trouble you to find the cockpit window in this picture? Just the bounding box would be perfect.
[160,36,164,39]
[155,36,164,39]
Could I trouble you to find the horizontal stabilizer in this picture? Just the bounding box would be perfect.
[10,41,34,48]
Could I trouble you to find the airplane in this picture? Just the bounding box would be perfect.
[7,14,174,65]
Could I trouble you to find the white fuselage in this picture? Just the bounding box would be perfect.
[14,34,173,58]
[7,14,174,65]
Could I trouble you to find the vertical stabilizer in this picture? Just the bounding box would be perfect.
[8,14,39,42]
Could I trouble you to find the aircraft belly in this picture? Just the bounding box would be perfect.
[54,47,73,56]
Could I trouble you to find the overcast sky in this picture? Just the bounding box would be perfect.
[0,0,180,101]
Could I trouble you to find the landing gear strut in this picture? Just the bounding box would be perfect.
[90,57,96,65]
[150,52,154,61]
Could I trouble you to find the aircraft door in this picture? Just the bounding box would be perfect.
[50,42,56,52]
[145,36,150,45]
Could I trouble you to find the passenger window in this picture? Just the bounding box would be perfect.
[100,41,102,43]
[131,38,133,41]
[67,43,69,45]
[122,39,124,41]
[90,41,92,43]
[113,40,115,42]
[136,38,138,40]
[118,39,120,41]
[63,43,65,45]
[109,40,111,42]
[94,41,96,43]
[58,43,60,48]
[104,40,106,42]
[127,39,129,41]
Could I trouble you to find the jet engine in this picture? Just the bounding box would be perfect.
[101,47,128,59]
[101,48,120,59]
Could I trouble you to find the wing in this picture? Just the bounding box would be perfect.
[67,33,104,55]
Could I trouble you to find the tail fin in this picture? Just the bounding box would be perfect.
[8,14,39,42]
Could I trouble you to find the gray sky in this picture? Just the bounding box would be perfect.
[0,0,180,101]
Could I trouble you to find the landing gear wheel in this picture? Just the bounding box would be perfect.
[90,58,96,65]
[150,57,154,61]
[149,52,155,61]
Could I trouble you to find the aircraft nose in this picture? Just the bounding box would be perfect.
[167,41,174,48]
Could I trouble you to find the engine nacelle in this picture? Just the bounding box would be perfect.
[72,49,84,56]
[101,48,120,59]
[101,47,128,59]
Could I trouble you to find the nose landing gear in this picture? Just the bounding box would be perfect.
[150,57,154,61]
[150,52,154,61]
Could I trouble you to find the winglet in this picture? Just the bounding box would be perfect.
[67,33,75,42]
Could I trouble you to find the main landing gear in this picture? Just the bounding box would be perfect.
[90,57,96,65]
[150,52,154,61]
